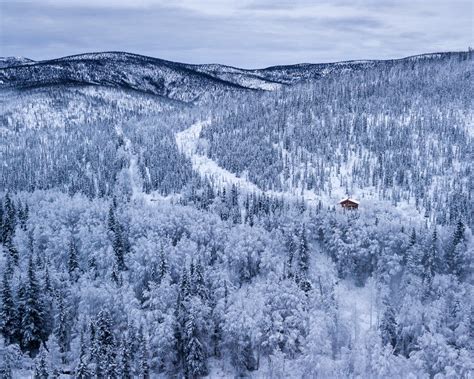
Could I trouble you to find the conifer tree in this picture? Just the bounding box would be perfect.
[137,326,150,379]
[380,301,397,349]
[107,200,117,234]
[297,224,309,274]
[285,233,296,278]
[20,202,29,231]
[21,256,44,355]
[176,266,190,369]
[55,291,71,364]
[421,229,437,295]
[192,260,208,301]
[119,336,132,379]
[75,330,91,379]
[0,262,17,345]
[185,313,207,379]
[34,344,49,379]
[405,228,421,276]
[94,310,115,377]
[67,238,80,280]
[41,266,54,341]
[446,219,465,277]
[1,194,16,245]
[0,346,12,379]
[154,245,167,284]
[112,226,126,271]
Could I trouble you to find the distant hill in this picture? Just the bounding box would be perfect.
[2,51,469,104]
[0,56,35,68]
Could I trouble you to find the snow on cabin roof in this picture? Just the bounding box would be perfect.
[338,197,360,204]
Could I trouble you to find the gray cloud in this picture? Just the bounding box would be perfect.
[0,0,472,68]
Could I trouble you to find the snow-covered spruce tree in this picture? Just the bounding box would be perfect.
[284,230,297,279]
[295,224,312,291]
[1,194,16,246]
[75,330,91,379]
[54,288,71,365]
[184,312,207,379]
[67,238,80,281]
[191,260,208,302]
[112,224,126,272]
[118,335,132,379]
[21,256,45,355]
[420,229,437,298]
[158,244,169,283]
[0,336,13,379]
[175,266,191,373]
[137,326,150,379]
[446,219,465,278]
[33,344,49,379]
[0,259,17,346]
[380,299,397,349]
[94,309,116,377]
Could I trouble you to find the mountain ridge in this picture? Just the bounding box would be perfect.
[0,49,466,70]
[1,50,470,102]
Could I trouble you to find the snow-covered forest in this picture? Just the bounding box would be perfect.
[0,51,473,378]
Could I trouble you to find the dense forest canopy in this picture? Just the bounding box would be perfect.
[0,51,472,378]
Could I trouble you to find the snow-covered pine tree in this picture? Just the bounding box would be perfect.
[158,245,168,283]
[446,219,465,278]
[0,337,13,379]
[33,344,49,379]
[296,224,311,291]
[21,256,44,355]
[0,260,17,345]
[75,330,91,379]
[137,326,150,379]
[1,194,16,246]
[54,289,71,364]
[67,238,80,280]
[192,260,208,301]
[184,312,207,379]
[118,335,132,379]
[405,228,422,277]
[421,229,437,297]
[94,309,116,377]
[380,299,397,349]
[112,225,126,271]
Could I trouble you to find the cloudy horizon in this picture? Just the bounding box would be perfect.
[1,0,472,68]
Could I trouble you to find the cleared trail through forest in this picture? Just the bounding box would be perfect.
[175,119,263,194]
[175,120,325,205]
[115,125,144,201]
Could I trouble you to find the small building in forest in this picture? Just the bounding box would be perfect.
[339,197,359,210]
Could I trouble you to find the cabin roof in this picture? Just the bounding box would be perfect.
[338,197,360,205]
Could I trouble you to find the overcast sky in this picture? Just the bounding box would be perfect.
[0,0,472,68]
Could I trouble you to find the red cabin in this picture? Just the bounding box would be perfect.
[339,198,359,210]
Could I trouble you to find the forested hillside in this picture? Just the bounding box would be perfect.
[0,51,472,378]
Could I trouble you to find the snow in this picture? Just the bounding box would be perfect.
[336,279,378,337]
[175,120,427,224]
[115,125,181,205]
[176,120,263,194]
[339,197,360,204]
[115,125,142,201]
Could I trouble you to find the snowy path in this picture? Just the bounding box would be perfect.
[115,125,143,200]
[175,120,327,206]
[176,120,263,193]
